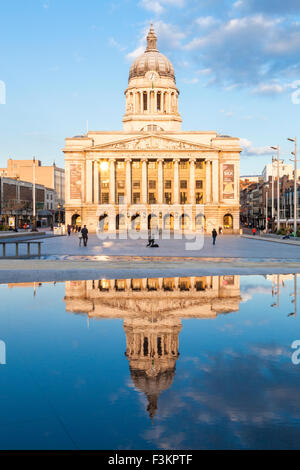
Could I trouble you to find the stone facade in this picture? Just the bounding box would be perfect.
[64,25,241,233]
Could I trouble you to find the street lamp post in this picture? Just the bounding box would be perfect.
[31,156,37,232]
[265,190,268,232]
[57,203,61,226]
[271,157,274,219]
[288,137,298,235]
[271,146,280,232]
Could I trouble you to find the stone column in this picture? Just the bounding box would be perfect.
[94,160,99,204]
[189,158,195,204]
[161,91,164,113]
[206,160,211,203]
[212,160,219,203]
[65,161,70,203]
[234,161,239,202]
[141,158,148,204]
[86,160,93,202]
[157,158,164,204]
[109,159,115,204]
[173,158,180,204]
[126,158,132,204]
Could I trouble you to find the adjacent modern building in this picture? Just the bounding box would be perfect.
[63,25,241,233]
[0,177,56,227]
[0,158,65,206]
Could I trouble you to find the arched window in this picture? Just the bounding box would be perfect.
[224,214,233,229]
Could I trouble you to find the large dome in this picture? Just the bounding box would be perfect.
[129,25,175,81]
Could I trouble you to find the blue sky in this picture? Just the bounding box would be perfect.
[0,0,300,175]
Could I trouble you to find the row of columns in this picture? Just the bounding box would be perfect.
[86,158,220,205]
[127,90,178,114]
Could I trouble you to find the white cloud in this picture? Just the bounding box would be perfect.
[183,77,199,84]
[252,83,285,95]
[140,0,164,14]
[139,0,184,15]
[240,138,273,156]
[195,16,218,28]
[220,109,234,117]
[125,45,145,62]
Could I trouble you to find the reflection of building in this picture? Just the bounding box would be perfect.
[64,275,240,418]
[64,25,241,234]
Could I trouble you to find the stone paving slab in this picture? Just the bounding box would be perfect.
[1,234,300,259]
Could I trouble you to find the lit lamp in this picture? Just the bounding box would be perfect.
[100,161,109,172]
[57,203,61,226]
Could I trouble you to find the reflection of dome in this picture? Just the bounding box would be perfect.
[129,24,175,81]
[130,365,176,419]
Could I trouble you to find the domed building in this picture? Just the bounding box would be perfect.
[63,25,241,233]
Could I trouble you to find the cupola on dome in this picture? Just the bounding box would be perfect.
[129,24,175,81]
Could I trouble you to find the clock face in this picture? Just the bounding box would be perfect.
[147,71,157,81]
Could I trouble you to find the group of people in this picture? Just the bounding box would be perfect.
[67,224,89,246]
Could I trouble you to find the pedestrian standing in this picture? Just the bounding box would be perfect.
[78,228,83,247]
[212,228,217,245]
[81,225,88,247]
[252,227,256,236]
[67,224,71,236]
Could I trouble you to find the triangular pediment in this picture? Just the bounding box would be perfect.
[91,134,219,152]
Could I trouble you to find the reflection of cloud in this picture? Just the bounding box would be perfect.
[142,345,300,449]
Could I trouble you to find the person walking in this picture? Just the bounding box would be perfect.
[81,225,88,247]
[78,228,83,247]
[67,224,71,237]
[212,228,217,245]
[252,227,256,236]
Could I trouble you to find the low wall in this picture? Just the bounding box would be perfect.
[0,231,46,240]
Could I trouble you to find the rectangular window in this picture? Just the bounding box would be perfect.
[164,161,173,169]
[180,180,187,189]
[133,180,140,188]
[132,161,140,169]
[149,180,156,189]
[165,180,172,189]
[149,193,156,204]
[180,192,187,204]
[133,192,140,204]
[117,161,124,169]
[164,192,172,204]
[196,161,203,169]
[196,180,203,189]
[148,161,156,169]
[117,180,125,189]
[101,180,109,189]
[101,193,109,204]
[180,161,188,169]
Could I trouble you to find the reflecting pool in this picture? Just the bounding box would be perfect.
[0,274,300,449]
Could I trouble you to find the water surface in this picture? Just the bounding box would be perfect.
[0,274,299,450]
